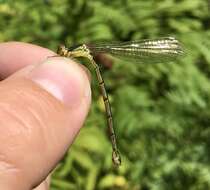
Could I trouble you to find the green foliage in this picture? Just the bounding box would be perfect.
[1,0,210,189]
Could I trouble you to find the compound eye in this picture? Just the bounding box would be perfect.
[57,44,66,55]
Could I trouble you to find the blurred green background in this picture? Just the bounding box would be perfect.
[1,0,210,189]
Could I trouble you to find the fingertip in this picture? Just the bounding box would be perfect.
[0,42,56,78]
[29,57,91,109]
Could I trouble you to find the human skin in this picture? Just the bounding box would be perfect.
[0,42,91,190]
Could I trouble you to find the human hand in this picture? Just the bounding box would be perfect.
[0,42,91,190]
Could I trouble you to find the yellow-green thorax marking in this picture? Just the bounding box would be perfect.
[57,44,121,166]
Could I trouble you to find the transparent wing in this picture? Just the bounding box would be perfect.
[87,37,184,63]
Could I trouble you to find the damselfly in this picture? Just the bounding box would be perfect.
[57,37,184,166]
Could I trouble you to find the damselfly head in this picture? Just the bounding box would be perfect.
[57,44,68,56]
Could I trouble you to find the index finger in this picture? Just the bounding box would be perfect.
[0,42,56,79]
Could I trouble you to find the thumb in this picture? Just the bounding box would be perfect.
[0,57,91,190]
